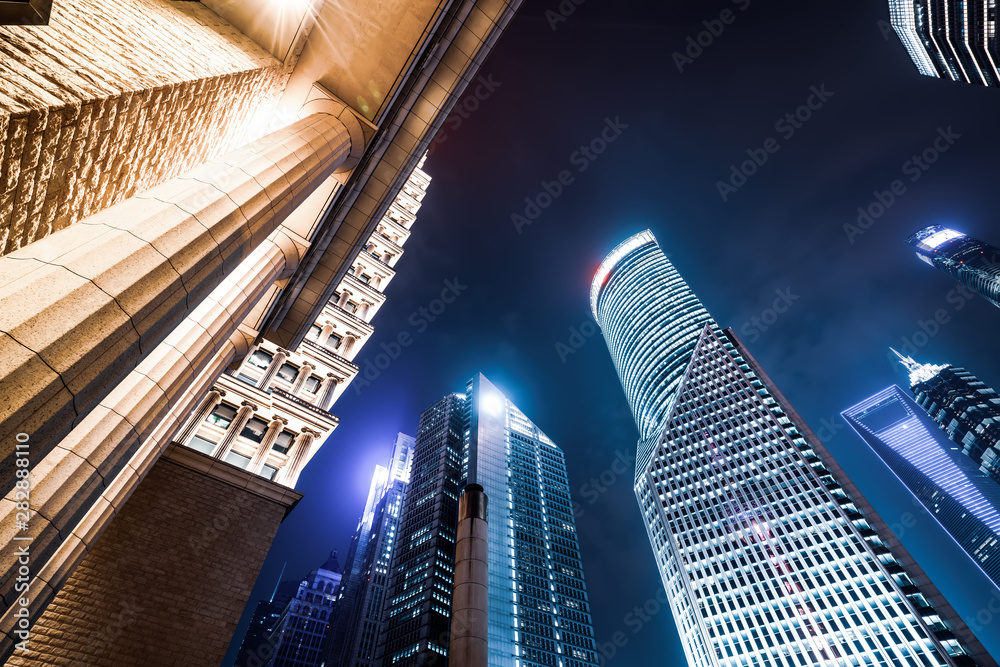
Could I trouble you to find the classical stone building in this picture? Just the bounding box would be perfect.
[0,0,521,664]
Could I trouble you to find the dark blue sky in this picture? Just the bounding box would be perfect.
[225,0,1000,663]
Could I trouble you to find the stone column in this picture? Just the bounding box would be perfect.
[278,429,318,488]
[357,302,371,319]
[340,335,356,358]
[214,401,257,459]
[290,362,315,393]
[248,417,287,474]
[0,105,363,462]
[317,323,334,346]
[257,348,290,389]
[450,484,489,667]
[337,289,352,307]
[174,388,225,446]
[318,374,339,411]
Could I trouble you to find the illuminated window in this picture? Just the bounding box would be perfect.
[247,350,273,370]
[241,418,268,443]
[206,404,237,429]
[188,436,216,455]
[276,363,298,383]
[224,451,252,469]
[273,431,295,454]
[303,376,322,395]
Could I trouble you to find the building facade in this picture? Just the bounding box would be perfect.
[591,231,995,667]
[379,375,599,667]
[265,552,343,667]
[894,351,1000,483]
[843,385,1000,592]
[174,160,430,488]
[235,579,300,667]
[906,226,1000,309]
[888,0,1000,86]
[0,0,524,662]
[326,433,414,667]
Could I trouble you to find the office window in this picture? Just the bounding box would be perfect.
[276,363,298,383]
[328,334,342,350]
[206,404,237,429]
[247,350,273,370]
[261,465,279,481]
[242,418,269,443]
[273,431,296,454]
[307,324,322,341]
[225,451,252,469]
[303,376,322,395]
[188,436,216,455]
[345,301,358,313]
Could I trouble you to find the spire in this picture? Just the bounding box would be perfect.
[889,348,949,386]
[269,562,287,602]
[320,549,342,574]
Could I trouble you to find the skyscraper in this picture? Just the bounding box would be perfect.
[592,231,995,667]
[326,433,414,667]
[906,225,1000,309]
[378,375,598,666]
[893,351,1000,482]
[843,385,1000,591]
[263,552,343,667]
[887,0,1000,86]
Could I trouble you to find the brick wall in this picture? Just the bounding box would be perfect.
[0,0,288,255]
[5,452,298,667]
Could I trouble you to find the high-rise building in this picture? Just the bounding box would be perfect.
[0,0,523,662]
[379,375,599,667]
[263,551,343,667]
[906,226,1000,309]
[326,433,414,667]
[893,351,1000,482]
[843,385,1000,591]
[236,578,299,667]
[592,230,995,667]
[887,0,1000,86]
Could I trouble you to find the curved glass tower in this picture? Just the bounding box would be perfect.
[906,225,1000,309]
[590,230,716,476]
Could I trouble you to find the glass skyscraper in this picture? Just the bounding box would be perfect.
[378,375,598,666]
[906,226,1000,309]
[590,230,715,478]
[894,351,1000,483]
[843,385,1000,592]
[592,231,994,667]
[887,0,1000,86]
[326,433,414,667]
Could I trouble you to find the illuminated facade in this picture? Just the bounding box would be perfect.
[887,0,1000,86]
[843,385,1000,592]
[591,233,994,667]
[590,230,716,478]
[326,433,414,667]
[175,160,430,489]
[266,552,343,667]
[894,351,1000,483]
[906,226,1000,309]
[378,375,598,667]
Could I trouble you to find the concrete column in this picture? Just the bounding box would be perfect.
[174,388,225,446]
[278,429,317,488]
[214,401,257,459]
[317,323,334,346]
[248,417,286,474]
[451,484,489,667]
[0,105,364,466]
[290,362,314,393]
[256,348,290,389]
[357,302,371,319]
[337,289,352,307]
[318,374,339,410]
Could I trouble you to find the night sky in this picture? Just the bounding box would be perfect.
[224,0,1000,663]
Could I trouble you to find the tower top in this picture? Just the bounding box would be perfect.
[890,348,949,386]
